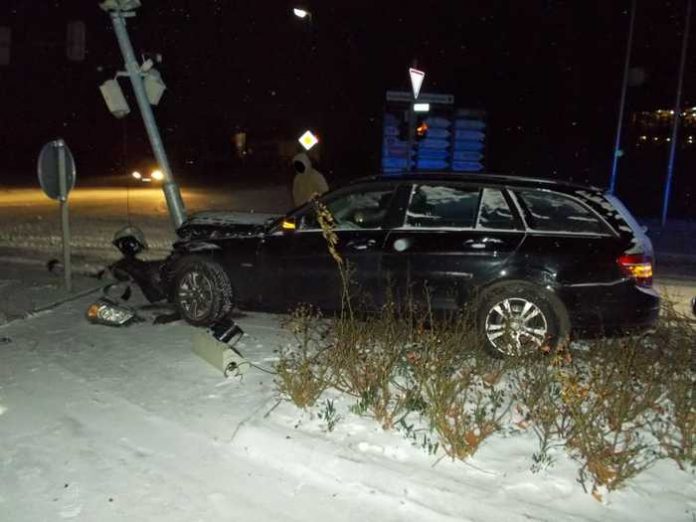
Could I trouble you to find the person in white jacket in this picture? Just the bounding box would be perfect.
[292,152,328,207]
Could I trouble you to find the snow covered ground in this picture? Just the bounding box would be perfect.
[0,185,293,263]
[0,184,694,520]
[0,276,694,521]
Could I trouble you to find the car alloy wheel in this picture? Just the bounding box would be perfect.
[484,297,549,356]
[177,270,214,322]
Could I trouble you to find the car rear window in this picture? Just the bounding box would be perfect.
[515,190,608,234]
[477,188,517,230]
[406,184,480,228]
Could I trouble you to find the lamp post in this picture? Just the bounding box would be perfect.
[100,0,187,230]
[609,0,637,194]
[661,0,692,227]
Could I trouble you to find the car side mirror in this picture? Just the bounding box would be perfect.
[281,217,297,231]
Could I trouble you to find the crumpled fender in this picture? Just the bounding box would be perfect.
[174,240,222,253]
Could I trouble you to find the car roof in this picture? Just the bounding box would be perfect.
[349,172,604,194]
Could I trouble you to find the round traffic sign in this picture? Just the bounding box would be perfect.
[37,139,76,200]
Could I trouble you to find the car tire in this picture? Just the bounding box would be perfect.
[477,281,570,357]
[173,256,235,326]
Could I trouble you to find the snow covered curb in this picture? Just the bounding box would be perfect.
[228,400,696,521]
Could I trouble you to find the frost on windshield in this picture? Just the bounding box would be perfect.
[478,188,515,229]
[516,190,606,234]
[406,185,480,228]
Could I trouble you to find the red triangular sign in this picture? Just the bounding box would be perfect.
[409,68,425,99]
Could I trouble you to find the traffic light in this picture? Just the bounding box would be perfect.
[415,116,429,141]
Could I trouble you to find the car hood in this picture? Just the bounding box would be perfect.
[176,211,282,239]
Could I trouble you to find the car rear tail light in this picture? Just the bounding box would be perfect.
[617,254,653,287]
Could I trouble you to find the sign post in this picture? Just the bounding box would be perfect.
[406,68,426,171]
[38,139,76,293]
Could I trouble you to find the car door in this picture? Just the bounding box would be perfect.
[383,183,525,310]
[258,183,401,311]
[509,188,623,325]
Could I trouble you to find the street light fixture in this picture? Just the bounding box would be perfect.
[100,0,141,12]
[293,7,311,20]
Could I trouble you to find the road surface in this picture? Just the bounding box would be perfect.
[0,185,293,262]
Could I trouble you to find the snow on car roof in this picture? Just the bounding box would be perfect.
[353,172,604,193]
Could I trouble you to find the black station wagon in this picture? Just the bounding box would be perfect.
[163,173,660,355]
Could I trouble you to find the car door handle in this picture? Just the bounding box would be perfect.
[347,239,377,251]
[464,237,505,249]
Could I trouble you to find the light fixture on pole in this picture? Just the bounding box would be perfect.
[100,0,141,11]
[99,79,131,118]
[293,7,312,20]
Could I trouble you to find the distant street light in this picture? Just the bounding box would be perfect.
[293,7,311,20]
[151,169,164,181]
[131,171,142,180]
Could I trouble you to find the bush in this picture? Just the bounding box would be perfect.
[274,198,695,495]
[275,305,331,409]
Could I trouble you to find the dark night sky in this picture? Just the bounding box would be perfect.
[1,0,694,217]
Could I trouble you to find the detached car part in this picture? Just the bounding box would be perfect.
[109,225,167,303]
[86,297,142,326]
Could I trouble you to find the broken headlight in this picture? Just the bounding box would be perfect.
[86,298,140,326]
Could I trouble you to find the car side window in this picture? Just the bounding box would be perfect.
[477,188,517,230]
[405,184,481,228]
[299,187,396,230]
[515,190,607,234]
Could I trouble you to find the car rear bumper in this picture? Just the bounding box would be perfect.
[559,281,660,335]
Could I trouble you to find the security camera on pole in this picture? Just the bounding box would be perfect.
[98,0,187,230]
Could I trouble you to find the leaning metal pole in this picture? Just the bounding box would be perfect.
[609,0,637,194]
[108,10,187,229]
[661,0,692,227]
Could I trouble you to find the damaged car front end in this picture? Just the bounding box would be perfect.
[104,212,281,326]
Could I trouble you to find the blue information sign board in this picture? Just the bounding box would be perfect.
[381,93,486,174]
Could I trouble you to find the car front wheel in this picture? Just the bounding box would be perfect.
[478,281,569,357]
[173,256,234,326]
